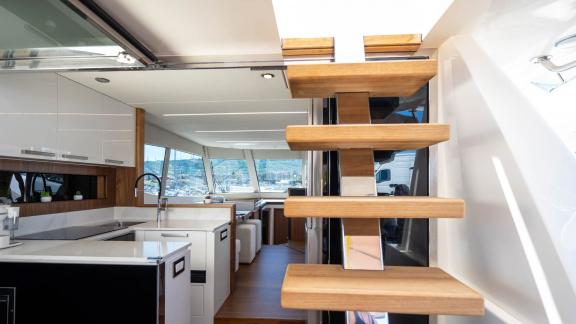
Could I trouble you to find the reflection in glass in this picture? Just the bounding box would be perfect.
[0,171,99,203]
[0,0,143,70]
[375,151,416,196]
[165,149,208,197]
[255,159,303,192]
[210,159,253,193]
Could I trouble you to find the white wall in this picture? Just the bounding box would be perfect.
[430,1,576,323]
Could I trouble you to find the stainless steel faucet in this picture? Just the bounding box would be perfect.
[134,173,166,227]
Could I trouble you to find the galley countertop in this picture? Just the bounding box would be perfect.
[0,240,190,265]
[131,219,230,232]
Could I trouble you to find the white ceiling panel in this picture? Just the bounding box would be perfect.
[95,0,282,62]
[61,69,290,103]
[61,68,308,150]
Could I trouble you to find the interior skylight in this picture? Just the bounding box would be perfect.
[272,0,454,39]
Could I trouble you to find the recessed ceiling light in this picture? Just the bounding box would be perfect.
[95,77,110,83]
[163,111,306,117]
[261,73,275,79]
[196,129,284,133]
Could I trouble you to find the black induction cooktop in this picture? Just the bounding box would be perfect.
[16,222,146,240]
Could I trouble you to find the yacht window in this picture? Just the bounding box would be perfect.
[165,149,208,197]
[210,159,254,193]
[255,159,303,192]
[143,144,166,195]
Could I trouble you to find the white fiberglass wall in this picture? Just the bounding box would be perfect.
[430,1,576,323]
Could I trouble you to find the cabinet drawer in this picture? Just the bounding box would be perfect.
[143,231,207,270]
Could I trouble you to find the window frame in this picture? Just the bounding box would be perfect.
[253,158,304,193]
[209,158,256,194]
[164,148,210,198]
[143,144,168,197]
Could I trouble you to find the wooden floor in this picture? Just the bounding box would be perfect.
[215,244,306,324]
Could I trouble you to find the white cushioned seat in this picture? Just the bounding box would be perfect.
[235,239,241,272]
[236,223,256,264]
[244,219,262,252]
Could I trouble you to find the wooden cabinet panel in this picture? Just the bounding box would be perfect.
[273,208,288,245]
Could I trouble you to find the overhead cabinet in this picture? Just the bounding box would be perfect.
[0,73,135,166]
[0,73,59,160]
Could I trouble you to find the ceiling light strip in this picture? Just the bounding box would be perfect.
[196,129,284,133]
[164,111,307,117]
[216,141,286,143]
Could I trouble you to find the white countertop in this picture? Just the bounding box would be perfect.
[132,219,230,232]
[0,240,190,265]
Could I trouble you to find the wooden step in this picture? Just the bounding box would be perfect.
[364,34,422,54]
[282,37,334,58]
[286,60,436,98]
[284,197,464,218]
[286,124,449,150]
[281,264,484,316]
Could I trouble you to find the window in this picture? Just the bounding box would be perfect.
[374,150,416,196]
[165,149,208,197]
[143,145,166,195]
[255,159,303,192]
[210,159,253,193]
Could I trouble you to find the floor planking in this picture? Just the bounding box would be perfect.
[215,244,306,324]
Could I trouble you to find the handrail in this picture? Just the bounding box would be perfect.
[531,55,576,73]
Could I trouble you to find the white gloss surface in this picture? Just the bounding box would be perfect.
[132,220,230,232]
[0,240,189,265]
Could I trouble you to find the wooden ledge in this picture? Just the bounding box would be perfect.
[286,60,436,98]
[284,196,464,218]
[282,37,334,58]
[281,264,484,316]
[286,124,449,150]
[364,34,422,53]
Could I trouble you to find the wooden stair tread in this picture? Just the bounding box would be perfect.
[286,60,436,98]
[284,196,464,218]
[364,34,422,53]
[281,264,484,316]
[282,37,334,57]
[286,124,449,150]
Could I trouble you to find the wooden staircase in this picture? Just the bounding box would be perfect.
[284,197,465,218]
[282,264,484,316]
[280,34,484,317]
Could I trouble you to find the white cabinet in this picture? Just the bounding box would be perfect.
[135,226,231,324]
[142,230,207,270]
[0,73,59,160]
[57,76,104,163]
[0,73,135,166]
[101,95,135,167]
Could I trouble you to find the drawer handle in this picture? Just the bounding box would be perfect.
[62,154,88,161]
[105,159,124,165]
[161,233,190,238]
[21,149,55,157]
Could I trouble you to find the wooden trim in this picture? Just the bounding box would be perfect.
[0,157,116,217]
[336,93,370,124]
[115,166,136,206]
[286,124,450,151]
[282,37,334,58]
[286,60,437,98]
[281,264,484,315]
[135,108,145,206]
[284,196,465,218]
[364,34,422,53]
[339,150,374,177]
